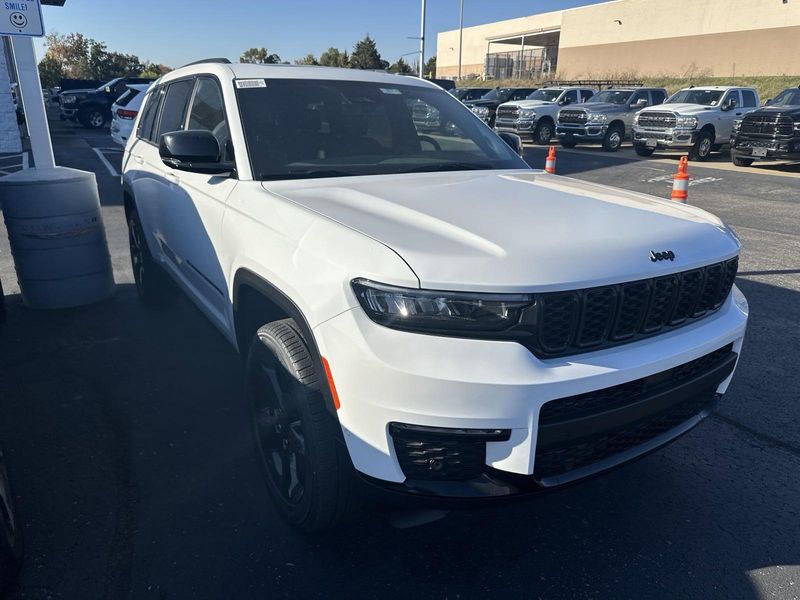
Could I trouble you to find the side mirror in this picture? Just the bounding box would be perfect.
[765,98,772,105]
[722,97,737,111]
[159,130,234,175]
[633,98,649,108]
[498,132,523,157]
[559,96,571,106]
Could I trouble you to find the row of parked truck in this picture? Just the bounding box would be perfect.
[454,83,800,167]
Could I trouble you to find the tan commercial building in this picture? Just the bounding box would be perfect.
[436,0,800,80]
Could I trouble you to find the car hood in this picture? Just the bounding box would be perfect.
[464,99,498,108]
[578,102,626,114]
[504,100,556,109]
[643,103,719,115]
[261,170,739,292]
[753,105,800,117]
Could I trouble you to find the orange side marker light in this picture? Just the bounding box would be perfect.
[321,357,341,410]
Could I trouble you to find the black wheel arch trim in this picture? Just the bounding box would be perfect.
[233,268,339,416]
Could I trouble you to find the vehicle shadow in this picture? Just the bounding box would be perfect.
[0,272,798,598]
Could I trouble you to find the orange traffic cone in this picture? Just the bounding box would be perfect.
[671,156,689,203]
[544,145,556,174]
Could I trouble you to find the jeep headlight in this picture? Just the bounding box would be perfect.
[586,113,608,124]
[676,116,698,129]
[352,279,535,334]
[471,106,490,118]
[518,108,536,119]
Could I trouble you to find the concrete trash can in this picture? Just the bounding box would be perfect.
[0,167,115,309]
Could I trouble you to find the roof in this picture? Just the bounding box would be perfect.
[158,61,438,89]
[679,85,757,91]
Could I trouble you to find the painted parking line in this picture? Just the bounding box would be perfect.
[647,173,723,187]
[92,147,119,177]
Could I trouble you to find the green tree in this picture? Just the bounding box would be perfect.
[319,47,349,68]
[388,57,414,75]
[240,47,282,64]
[42,32,92,78]
[349,35,388,70]
[294,54,319,65]
[38,54,64,88]
[424,55,437,78]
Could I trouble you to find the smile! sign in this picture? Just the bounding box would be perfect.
[0,0,44,37]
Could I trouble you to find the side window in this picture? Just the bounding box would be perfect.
[187,77,231,160]
[651,90,667,105]
[741,90,757,108]
[721,90,740,108]
[137,88,162,142]
[510,89,531,101]
[156,79,195,139]
[580,89,594,102]
[565,90,579,104]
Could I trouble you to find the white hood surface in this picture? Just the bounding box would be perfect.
[503,100,556,110]
[642,103,718,115]
[262,170,739,293]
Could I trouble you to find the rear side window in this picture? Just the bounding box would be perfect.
[564,90,579,104]
[651,90,667,105]
[137,89,162,142]
[580,89,593,102]
[741,90,757,107]
[157,79,195,138]
[116,89,141,108]
[510,88,533,101]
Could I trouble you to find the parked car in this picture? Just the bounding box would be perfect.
[632,86,760,160]
[464,87,537,127]
[449,87,491,102]
[556,87,668,151]
[123,61,748,532]
[60,76,155,129]
[495,86,595,145]
[730,86,800,166]
[110,83,151,146]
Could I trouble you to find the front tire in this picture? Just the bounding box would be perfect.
[128,210,176,307]
[602,125,624,152]
[246,319,360,532]
[688,131,714,161]
[533,119,554,145]
[635,145,655,157]
[559,134,577,149]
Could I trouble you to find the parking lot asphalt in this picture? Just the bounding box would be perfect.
[0,121,799,599]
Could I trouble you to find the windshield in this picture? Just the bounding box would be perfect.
[666,89,724,106]
[236,79,529,181]
[525,89,562,102]
[480,88,512,102]
[770,88,800,106]
[588,90,634,104]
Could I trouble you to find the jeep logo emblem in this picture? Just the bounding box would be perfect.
[650,250,675,262]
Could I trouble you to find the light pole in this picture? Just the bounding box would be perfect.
[458,0,464,80]
[419,0,426,78]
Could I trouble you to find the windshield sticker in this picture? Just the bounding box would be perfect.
[235,79,267,89]
[380,88,402,95]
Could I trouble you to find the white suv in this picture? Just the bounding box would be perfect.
[122,61,748,531]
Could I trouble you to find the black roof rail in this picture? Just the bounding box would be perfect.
[180,57,232,68]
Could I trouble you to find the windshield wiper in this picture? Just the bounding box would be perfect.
[259,169,357,181]
[397,162,494,174]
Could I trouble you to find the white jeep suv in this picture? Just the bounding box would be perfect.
[633,86,760,160]
[122,60,748,531]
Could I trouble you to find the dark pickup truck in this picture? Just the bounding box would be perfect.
[59,76,155,129]
[731,86,800,166]
[464,87,537,127]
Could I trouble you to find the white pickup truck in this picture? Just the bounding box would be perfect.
[632,86,760,160]
[494,86,596,145]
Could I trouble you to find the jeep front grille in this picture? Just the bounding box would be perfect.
[637,111,677,129]
[740,114,794,137]
[529,257,738,358]
[559,109,588,125]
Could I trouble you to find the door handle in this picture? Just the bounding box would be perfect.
[132,154,144,165]
[166,172,181,185]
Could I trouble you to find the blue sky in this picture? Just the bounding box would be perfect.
[34,0,607,68]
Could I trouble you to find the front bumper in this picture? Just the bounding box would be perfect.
[633,126,699,150]
[731,136,800,161]
[60,107,78,119]
[315,285,748,500]
[495,117,536,137]
[557,124,608,141]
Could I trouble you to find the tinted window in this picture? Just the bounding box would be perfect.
[666,89,723,106]
[771,88,800,106]
[236,79,527,181]
[137,88,162,142]
[527,89,561,102]
[589,90,633,104]
[722,90,741,108]
[116,89,141,108]
[651,90,667,105]
[629,91,648,106]
[510,88,534,101]
[580,89,594,102]
[157,79,195,138]
[565,90,579,104]
[188,78,230,159]
[741,90,757,108]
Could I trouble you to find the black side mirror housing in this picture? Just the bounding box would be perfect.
[498,132,523,157]
[722,97,737,111]
[159,130,234,175]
